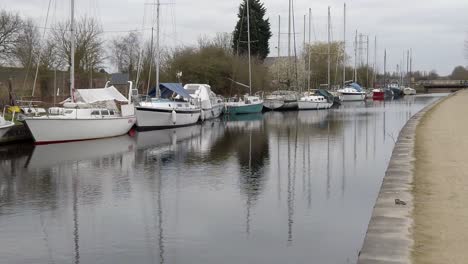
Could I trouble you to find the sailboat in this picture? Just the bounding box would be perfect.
[297,7,332,110]
[134,1,201,129]
[225,0,263,115]
[263,14,298,111]
[23,0,136,144]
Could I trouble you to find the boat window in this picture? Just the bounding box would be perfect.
[101,110,109,115]
[65,110,74,114]
[91,110,100,115]
[177,104,182,107]
[109,110,115,115]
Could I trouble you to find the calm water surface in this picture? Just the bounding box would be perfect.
[0,95,444,264]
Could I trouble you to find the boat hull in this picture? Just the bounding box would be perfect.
[340,93,366,101]
[298,101,332,110]
[372,91,385,100]
[201,104,224,120]
[0,122,15,138]
[135,107,201,130]
[226,102,264,115]
[24,117,136,144]
[263,99,284,110]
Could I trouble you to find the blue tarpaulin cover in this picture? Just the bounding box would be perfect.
[148,83,192,99]
[348,82,363,92]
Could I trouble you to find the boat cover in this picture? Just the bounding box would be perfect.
[149,83,192,99]
[347,83,363,92]
[75,86,128,103]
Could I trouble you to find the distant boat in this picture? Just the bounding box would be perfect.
[135,83,201,130]
[298,92,333,110]
[225,94,264,115]
[387,83,404,98]
[226,0,263,115]
[372,88,385,100]
[183,84,224,120]
[403,87,416,95]
[337,82,366,101]
[0,108,15,138]
[263,90,298,111]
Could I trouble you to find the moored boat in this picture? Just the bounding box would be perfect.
[403,87,416,95]
[297,93,333,110]
[135,83,201,130]
[24,83,136,144]
[263,90,298,111]
[337,82,366,101]
[183,84,224,120]
[225,95,264,115]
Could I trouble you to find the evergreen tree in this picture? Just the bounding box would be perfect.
[232,0,272,61]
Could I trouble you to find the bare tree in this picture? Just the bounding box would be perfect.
[109,31,141,74]
[51,17,105,73]
[12,19,39,67]
[0,9,23,63]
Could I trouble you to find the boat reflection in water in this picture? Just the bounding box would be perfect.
[26,135,136,169]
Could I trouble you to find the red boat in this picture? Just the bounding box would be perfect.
[372,89,384,100]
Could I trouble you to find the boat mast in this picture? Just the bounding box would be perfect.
[409,48,412,86]
[406,49,410,86]
[384,49,387,88]
[373,36,377,87]
[287,0,291,88]
[354,30,357,82]
[155,0,161,97]
[246,0,252,94]
[366,35,369,88]
[303,14,306,90]
[307,8,311,91]
[70,0,75,102]
[327,6,331,90]
[277,15,281,90]
[342,3,346,87]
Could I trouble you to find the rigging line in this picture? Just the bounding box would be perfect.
[31,0,53,97]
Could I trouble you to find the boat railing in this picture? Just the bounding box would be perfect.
[2,106,16,123]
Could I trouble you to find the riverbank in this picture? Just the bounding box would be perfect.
[357,94,448,264]
[412,89,468,263]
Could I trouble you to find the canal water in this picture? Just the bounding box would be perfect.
[0,95,443,264]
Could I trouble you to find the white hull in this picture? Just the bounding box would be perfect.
[0,122,14,138]
[24,117,136,144]
[263,99,284,110]
[201,104,224,120]
[403,88,416,95]
[135,107,200,129]
[298,101,333,110]
[340,93,366,101]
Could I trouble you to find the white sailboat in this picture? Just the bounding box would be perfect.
[184,84,224,120]
[23,0,136,144]
[134,1,201,129]
[298,7,333,110]
[225,0,263,115]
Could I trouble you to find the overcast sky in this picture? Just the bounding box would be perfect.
[1,0,467,75]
